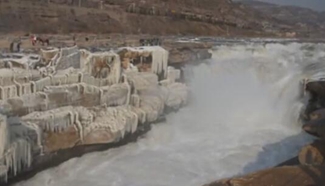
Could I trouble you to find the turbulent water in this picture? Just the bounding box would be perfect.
[17,42,325,186]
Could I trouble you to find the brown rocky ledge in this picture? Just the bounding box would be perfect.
[204,165,325,186]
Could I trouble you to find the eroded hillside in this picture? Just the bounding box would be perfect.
[0,0,302,37]
[240,0,325,38]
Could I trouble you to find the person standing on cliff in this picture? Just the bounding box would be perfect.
[9,42,14,52]
[72,35,76,46]
[31,35,38,46]
[17,41,21,52]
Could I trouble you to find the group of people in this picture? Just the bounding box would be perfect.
[8,34,51,53]
[9,35,162,53]
[139,38,162,46]
[30,35,50,46]
[9,41,21,53]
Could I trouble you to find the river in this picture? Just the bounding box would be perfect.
[16,41,325,186]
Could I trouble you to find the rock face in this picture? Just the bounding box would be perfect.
[299,140,325,165]
[0,44,193,184]
[303,118,325,139]
[301,80,325,120]
[204,165,325,186]
[302,81,325,138]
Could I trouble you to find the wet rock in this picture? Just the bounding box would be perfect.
[82,130,115,145]
[306,82,325,99]
[304,82,325,115]
[309,109,325,121]
[303,118,325,139]
[43,126,80,153]
[204,165,325,186]
[299,140,325,165]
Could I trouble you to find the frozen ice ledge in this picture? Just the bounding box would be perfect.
[0,45,210,185]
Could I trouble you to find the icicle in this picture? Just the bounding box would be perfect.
[13,80,22,97]
[74,112,84,142]
[37,92,49,110]
[0,87,4,100]
[1,87,7,100]
[112,54,121,84]
[4,151,11,177]
[78,72,83,83]
[11,142,17,176]
[0,115,8,155]
[0,165,8,183]
[2,139,33,177]
[34,77,51,92]
[23,122,43,155]
[99,89,104,104]
[163,82,188,109]
[143,46,169,78]
[130,111,138,133]
[49,114,55,132]
[68,111,74,126]
[163,49,168,78]
[123,74,131,106]
[119,119,126,139]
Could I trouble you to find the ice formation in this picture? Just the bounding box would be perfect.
[83,106,138,140]
[1,54,40,70]
[0,45,189,182]
[22,106,75,133]
[0,85,18,100]
[0,115,32,182]
[100,83,130,106]
[160,66,181,86]
[162,83,188,109]
[149,46,169,78]
[81,51,121,85]
[40,48,59,65]
[118,46,169,78]
[53,46,80,70]
[126,71,159,90]
[0,115,8,158]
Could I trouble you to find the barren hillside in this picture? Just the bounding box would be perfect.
[240,0,325,38]
[0,0,298,37]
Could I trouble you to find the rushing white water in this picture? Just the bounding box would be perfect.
[16,42,325,186]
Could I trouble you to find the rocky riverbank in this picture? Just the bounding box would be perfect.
[0,40,212,185]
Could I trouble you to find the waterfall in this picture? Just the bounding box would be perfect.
[16,42,325,186]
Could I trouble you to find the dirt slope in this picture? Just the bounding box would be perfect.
[240,0,325,38]
[0,0,298,37]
